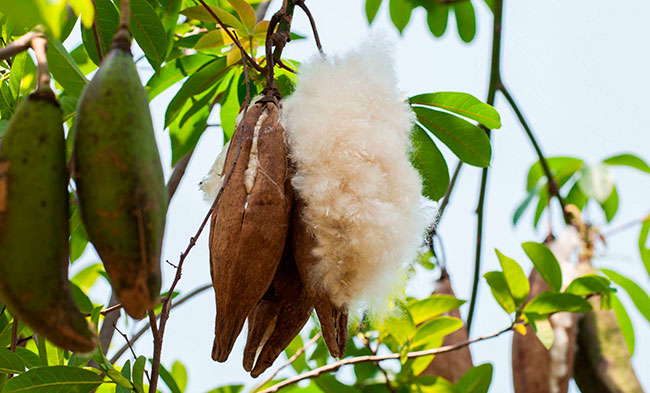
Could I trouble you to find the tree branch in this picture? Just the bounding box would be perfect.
[166,149,194,202]
[428,160,463,247]
[0,31,37,62]
[466,0,503,335]
[295,1,323,55]
[258,325,514,393]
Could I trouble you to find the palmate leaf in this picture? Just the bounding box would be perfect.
[526,156,584,191]
[453,1,476,43]
[389,0,413,33]
[410,92,501,129]
[2,366,104,393]
[410,125,449,200]
[522,242,562,291]
[413,106,491,167]
[425,3,449,38]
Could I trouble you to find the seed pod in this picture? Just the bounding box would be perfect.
[210,100,291,362]
[421,269,472,382]
[0,91,97,353]
[73,37,167,320]
[511,268,577,393]
[243,239,314,377]
[573,265,643,393]
[291,198,348,358]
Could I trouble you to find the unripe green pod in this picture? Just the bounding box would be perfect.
[0,92,97,353]
[73,43,167,320]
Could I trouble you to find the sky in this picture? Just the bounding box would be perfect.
[69,0,650,391]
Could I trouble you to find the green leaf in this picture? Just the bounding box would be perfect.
[534,318,554,349]
[456,363,493,393]
[389,0,413,33]
[155,361,182,393]
[414,107,491,167]
[603,153,650,173]
[314,374,357,393]
[71,263,103,293]
[227,0,256,32]
[0,81,17,117]
[526,157,583,191]
[15,347,41,369]
[132,356,146,393]
[610,295,635,355]
[411,316,463,348]
[46,37,88,97]
[522,242,563,292]
[599,185,618,222]
[67,0,95,28]
[382,309,416,344]
[0,347,26,374]
[194,30,226,49]
[513,183,541,225]
[9,52,37,101]
[0,0,67,39]
[159,0,183,59]
[70,282,94,314]
[366,0,383,23]
[411,92,501,129]
[169,86,217,166]
[164,57,229,127]
[408,295,466,325]
[410,126,449,200]
[495,250,530,307]
[453,1,476,43]
[2,366,104,393]
[639,218,650,278]
[564,181,587,211]
[81,0,119,66]
[220,69,242,140]
[180,5,247,32]
[601,269,650,326]
[70,44,98,76]
[70,220,89,262]
[483,271,516,314]
[565,275,611,296]
[523,292,592,315]
[425,3,449,37]
[171,361,187,392]
[115,360,132,393]
[146,54,214,100]
[128,0,168,71]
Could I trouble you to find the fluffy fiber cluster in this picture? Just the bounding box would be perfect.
[282,38,428,311]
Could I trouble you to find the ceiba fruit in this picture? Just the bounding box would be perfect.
[72,33,167,319]
[209,99,291,362]
[243,240,313,377]
[0,90,97,353]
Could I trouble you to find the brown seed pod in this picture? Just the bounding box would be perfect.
[291,197,348,358]
[243,239,314,377]
[210,100,291,362]
[421,269,472,382]
[511,269,577,393]
[573,265,643,393]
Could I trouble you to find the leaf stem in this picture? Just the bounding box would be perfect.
[30,34,51,94]
[0,31,37,62]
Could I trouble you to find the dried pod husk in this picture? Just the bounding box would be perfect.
[421,269,472,382]
[0,92,97,353]
[511,269,577,393]
[73,41,167,320]
[291,198,348,358]
[244,239,314,377]
[573,265,643,393]
[210,100,291,362]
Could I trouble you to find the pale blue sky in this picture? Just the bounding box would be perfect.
[70,0,650,391]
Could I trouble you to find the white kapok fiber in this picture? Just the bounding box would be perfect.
[282,38,428,312]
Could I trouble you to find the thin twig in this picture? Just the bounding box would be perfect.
[114,324,138,360]
[100,302,124,316]
[466,0,504,334]
[499,83,570,224]
[109,284,211,363]
[252,333,322,393]
[196,0,263,72]
[295,1,323,55]
[167,149,194,201]
[602,214,650,238]
[10,318,17,352]
[99,293,120,357]
[428,161,463,246]
[0,31,37,62]
[258,325,514,393]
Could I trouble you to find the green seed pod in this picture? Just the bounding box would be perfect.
[73,42,167,320]
[0,92,97,353]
